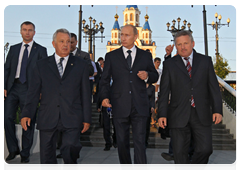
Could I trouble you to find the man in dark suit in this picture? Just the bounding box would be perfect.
[4,21,48,163]
[55,32,94,154]
[70,33,94,76]
[158,30,222,164]
[100,25,158,164]
[93,57,104,104]
[21,28,91,164]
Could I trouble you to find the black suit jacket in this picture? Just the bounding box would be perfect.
[75,48,94,76]
[94,62,103,84]
[4,41,48,92]
[99,46,159,118]
[22,54,91,130]
[158,50,222,128]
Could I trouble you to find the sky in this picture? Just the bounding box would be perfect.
[3,3,237,71]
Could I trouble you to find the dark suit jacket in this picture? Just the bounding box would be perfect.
[147,84,155,109]
[21,54,91,130]
[158,50,222,128]
[94,62,103,84]
[75,48,94,76]
[99,46,159,118]
[4,41,48,92]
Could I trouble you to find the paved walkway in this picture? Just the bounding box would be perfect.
[5,146,236,164]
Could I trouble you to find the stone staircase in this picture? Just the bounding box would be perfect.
[80,103,236,150]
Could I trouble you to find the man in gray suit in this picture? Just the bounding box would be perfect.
[70,33,94,76]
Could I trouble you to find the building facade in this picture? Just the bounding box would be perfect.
[106,5,157,58]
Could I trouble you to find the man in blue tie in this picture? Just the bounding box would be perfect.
[4,21,48,163]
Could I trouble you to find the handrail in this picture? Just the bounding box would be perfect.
[217,75,236,97]
[217,75,236,114]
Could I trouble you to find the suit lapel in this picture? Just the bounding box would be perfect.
[27,41,38,65]
[191,50,200,78]
[62,54,75,80]
[117,46,129,70]
[174,55,189,78]
[48,55,61,79]
[12,43,22,75]
[131,47,142,70]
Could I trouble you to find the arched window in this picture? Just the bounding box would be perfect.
[143,33,144,39]
[136,14,139,22]
[130,13,133,21]
[146,33,148,38]
[112,33,114,38]
[115,32,117,38]
[125,14,128,22]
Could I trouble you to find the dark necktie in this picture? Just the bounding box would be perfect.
[57,57,64,77]
[19,44,29,84]
[126,50,132,69]
[184,57,195,107]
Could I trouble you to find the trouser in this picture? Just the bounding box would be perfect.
[39,118,82,164]
[113,105,148,164]
[4,81,36,158]
[171,107,212,164]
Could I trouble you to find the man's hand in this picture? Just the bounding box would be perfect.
[137,71,148,80]
[102,98,112,108]
[21,117,31,131]
[165,44,174,56]
[81,122,90,133]
[4,90,7,99]
[213,113,222,124]
[158,117,167,129]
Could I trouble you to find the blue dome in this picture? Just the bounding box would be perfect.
[126,5,138,9]
[113,20,120,30]
[143,21,151,30]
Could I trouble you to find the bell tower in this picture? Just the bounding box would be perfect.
[123,5,141,26]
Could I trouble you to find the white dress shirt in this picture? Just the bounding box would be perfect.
[15,41,34,78]
[122,45,137,67]
[72,48,78,56]
[181,50,193,66]
[54,53,69,73]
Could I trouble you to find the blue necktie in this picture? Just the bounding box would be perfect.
[19,44,29,84]
[127,50,132,69]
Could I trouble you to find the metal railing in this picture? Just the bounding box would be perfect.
[217,75,236,114]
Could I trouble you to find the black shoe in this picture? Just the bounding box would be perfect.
[161,152,174,161]
[6,151,20,161]
[21,156,29,163]
[104,146,111,151]
[113,142,117,148]
[56,153,63,158]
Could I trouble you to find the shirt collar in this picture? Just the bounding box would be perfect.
[22,40,34,48]
[181,50,193,60]
[122,45,136,55]
[54,53,69,63]
[72,48,78,56]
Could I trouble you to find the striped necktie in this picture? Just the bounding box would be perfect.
[184,57,195,107]
[57,57,64,77]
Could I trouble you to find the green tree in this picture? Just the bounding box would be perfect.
[213,54,230,79]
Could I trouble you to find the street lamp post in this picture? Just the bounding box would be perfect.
[166,17,192,40]
[207,13,230,61]
[82,17,105,61]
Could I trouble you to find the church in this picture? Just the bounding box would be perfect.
[106,5,157,58]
